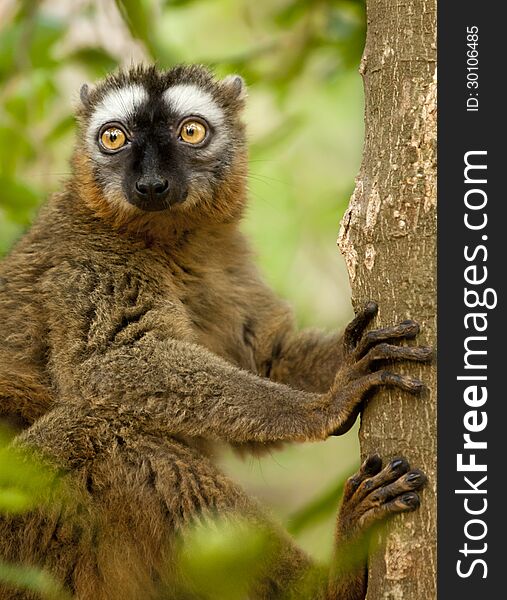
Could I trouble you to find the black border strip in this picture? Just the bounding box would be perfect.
[437,3,502,596]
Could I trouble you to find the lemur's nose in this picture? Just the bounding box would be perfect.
[135,176,169,199]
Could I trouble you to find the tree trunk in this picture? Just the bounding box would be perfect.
[337,1,436,599]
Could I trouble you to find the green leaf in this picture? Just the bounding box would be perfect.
[274,0,312,27]
[0,216,24,256]
[0,488,34,513]
[27,14,66,70]
[177,519,275,600]
[68,47,118,76]
[250,114,306,156]
[287,478,347,535]
[4,94,29,126]
[0,176,41,224]
[44,115,76,144]
[0,434,61,511]
[114,0,158,57]
[4,71,58,125]
[0,560,71,600]
[0,126,35,176]
[0,26,21,80]
[163,0,200,6]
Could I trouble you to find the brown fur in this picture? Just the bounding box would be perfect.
[71,148,248,240]
[0,65,430,599]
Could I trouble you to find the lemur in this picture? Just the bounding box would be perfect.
[0,65,431,599]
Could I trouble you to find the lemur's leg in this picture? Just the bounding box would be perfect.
[1,408,426,600]
[1,410,311,600]
[328,455,427,600]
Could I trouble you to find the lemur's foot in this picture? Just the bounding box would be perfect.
[327,301,433,436]
[336,454,427,542]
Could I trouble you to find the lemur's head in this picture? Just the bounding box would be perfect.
[74,65,248,233]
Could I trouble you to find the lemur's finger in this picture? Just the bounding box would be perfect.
[342,454,383,502]
[357,493,421,531]
[354,320,420,358]
[377,370,425,393]
[329,371,424,436]
[343,301,378,352]
[354,343,433,373]
[349,457,410,506]
[352,370,425,395]
[366,470,427,507]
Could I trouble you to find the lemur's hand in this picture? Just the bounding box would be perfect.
[324,301,432,437]
[335,454,427,544]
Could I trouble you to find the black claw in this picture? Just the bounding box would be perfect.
[390,458,408,471]
[403,376,426,392]
[344,301,379,350]
[402,492,420,508]
[406,470,428,487]
[380,370,390,383]
[379,371,426,394]
[400,319,420,333]
[364,301,379,315]
[412,380,426,392]
[408,321,420,333]
[363,454,382,474]
[362,479,374,492]
[415,346,434,360]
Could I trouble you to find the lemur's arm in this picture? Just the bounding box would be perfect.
[42,266,428,444]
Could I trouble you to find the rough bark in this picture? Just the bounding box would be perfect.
[337,1,436,599]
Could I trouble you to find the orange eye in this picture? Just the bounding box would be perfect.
[100,126,127,151]
[179,120,207,145]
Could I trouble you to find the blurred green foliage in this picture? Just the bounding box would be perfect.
[0,429,71,599]
[0,432,57,514]
[177,519,277,599]
[0,0,367,596]
[0,562,70,600]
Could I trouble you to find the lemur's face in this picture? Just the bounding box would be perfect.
[77,66,247,222]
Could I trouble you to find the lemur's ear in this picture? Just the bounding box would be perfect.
[221,75,247,102]
[79,84,91,108]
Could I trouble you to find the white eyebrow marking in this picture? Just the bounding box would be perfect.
[88,84,148,139]
[163,84,224,124]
